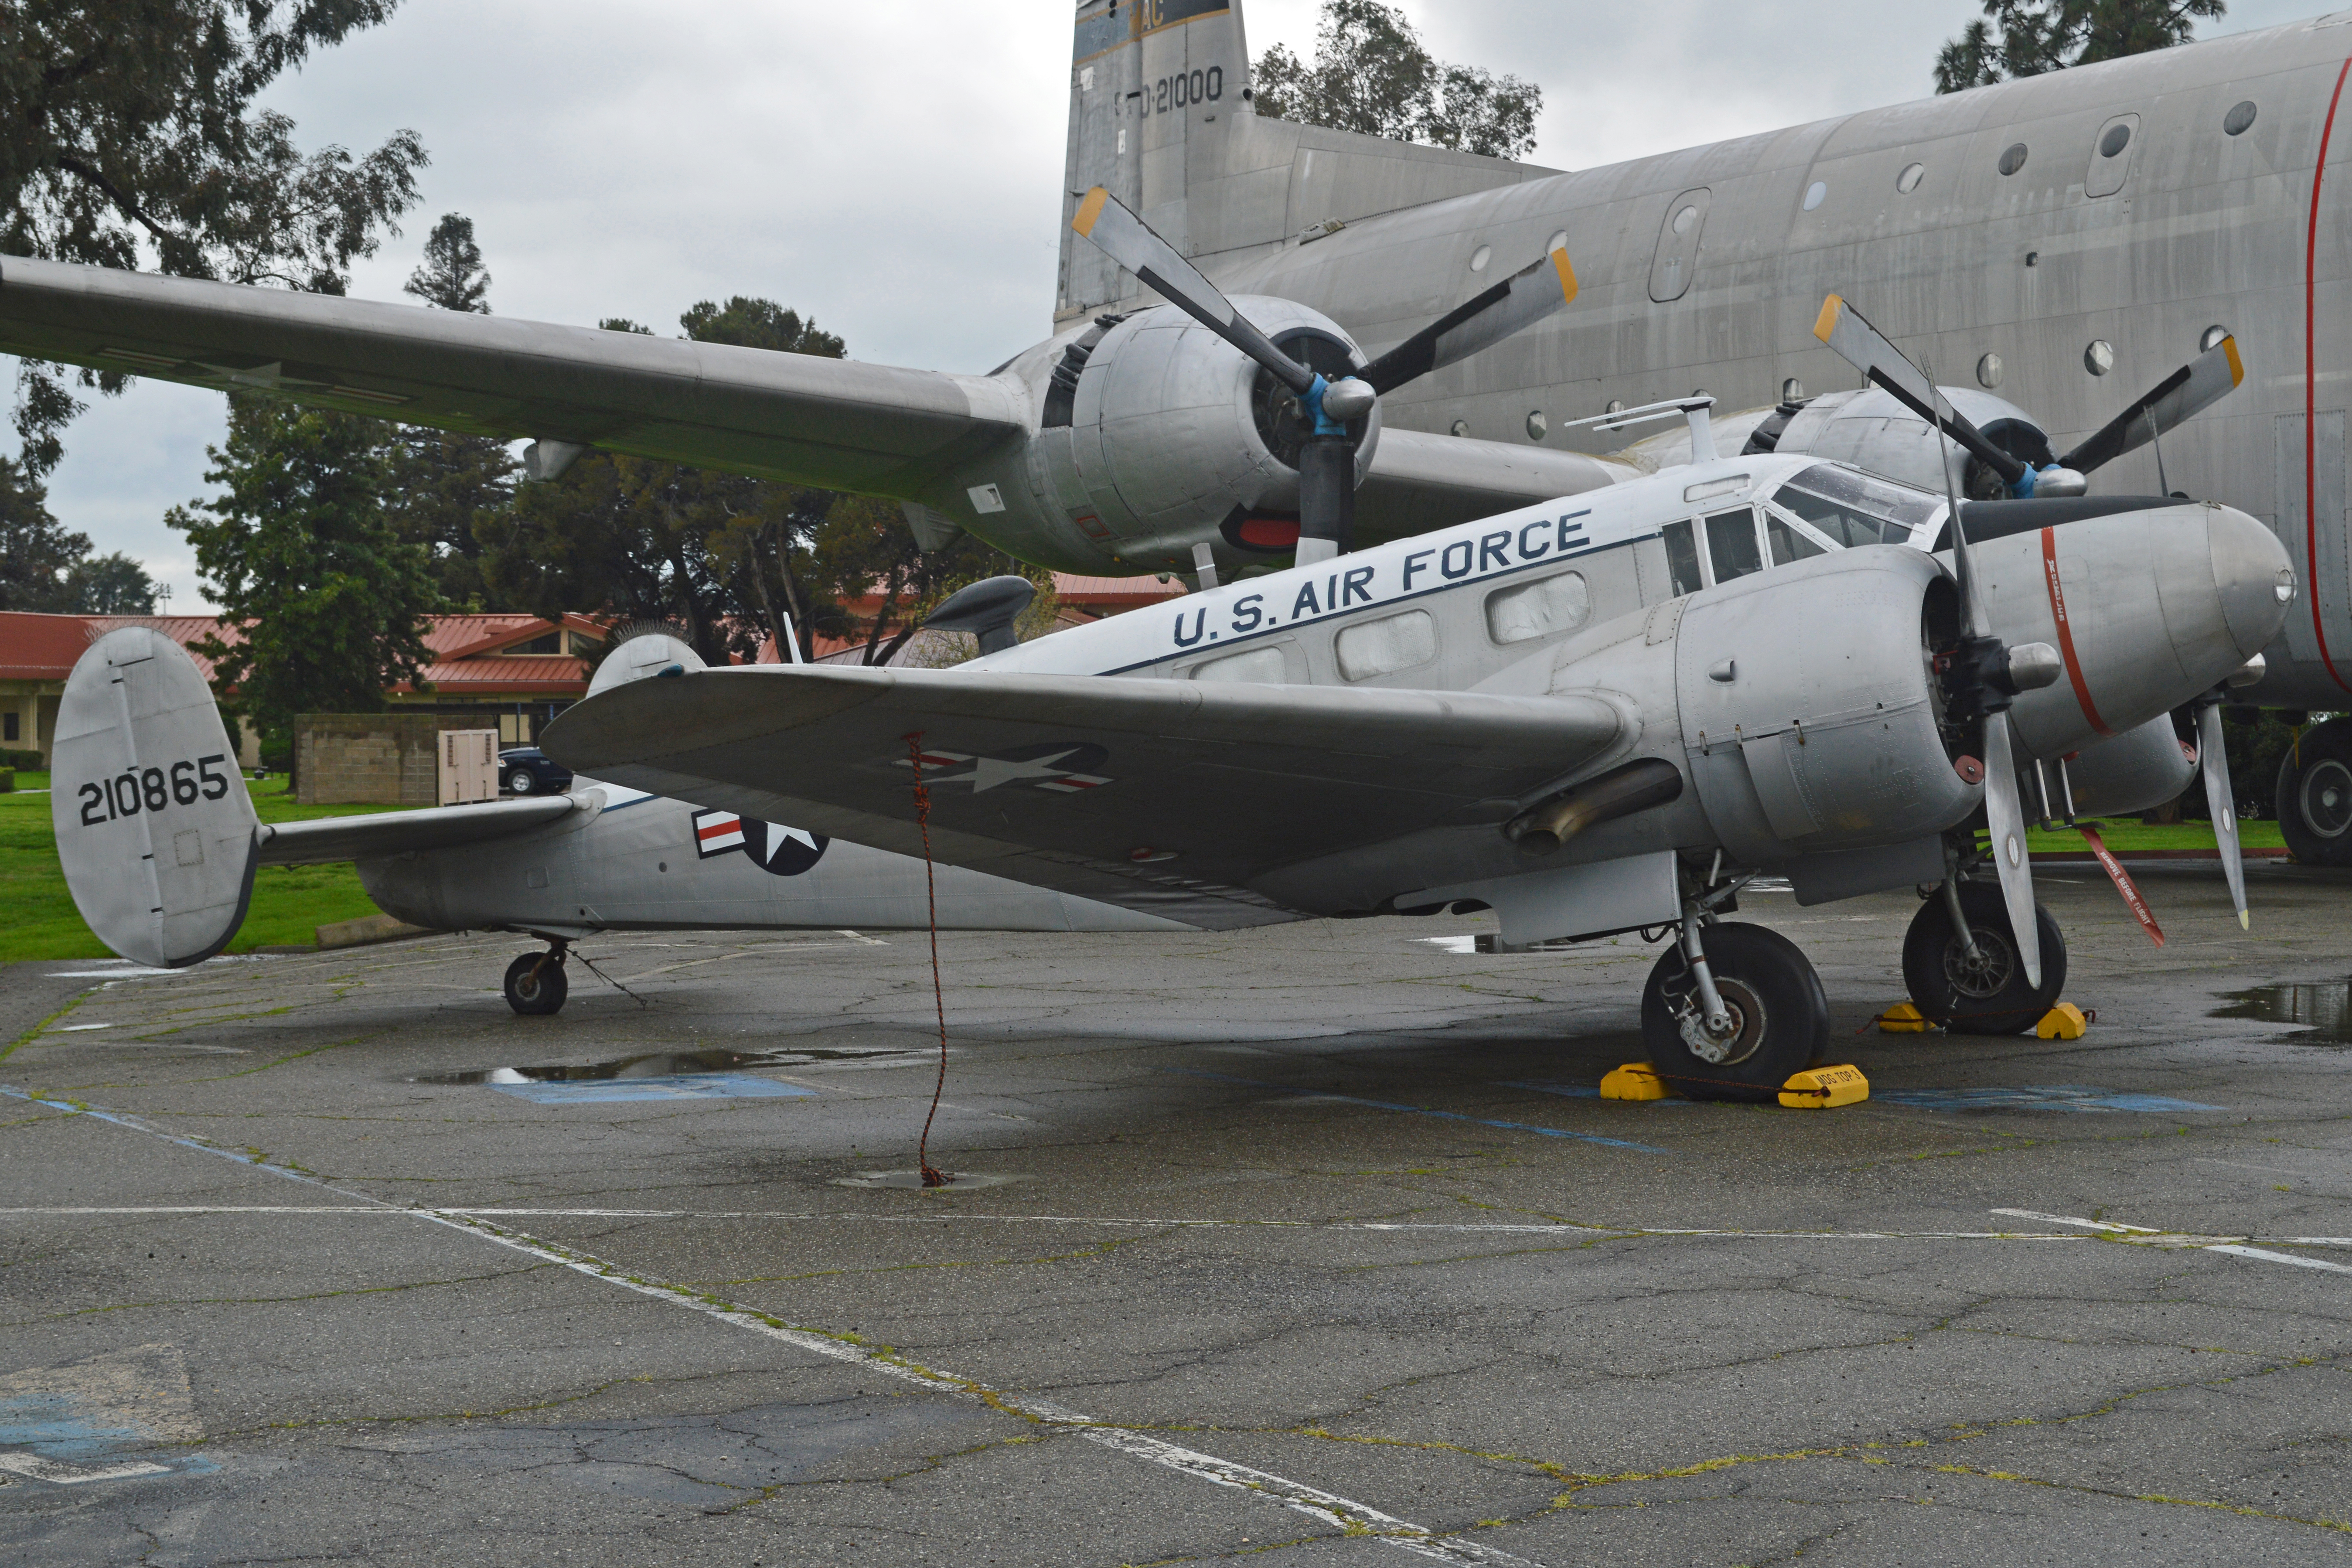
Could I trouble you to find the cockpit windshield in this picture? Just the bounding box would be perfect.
[1771,464,1943,548]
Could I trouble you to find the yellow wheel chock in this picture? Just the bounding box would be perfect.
[1599,1062,1672,1101]
[2035,1002,2091,1040]
[1878,1001,1933,1033]
[1779,1064,1870,1109]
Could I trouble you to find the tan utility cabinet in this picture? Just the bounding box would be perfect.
[437,729,499,805]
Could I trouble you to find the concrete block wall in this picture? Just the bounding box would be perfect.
[296,714,447,805]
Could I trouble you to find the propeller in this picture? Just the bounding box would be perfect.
[2192,697,2251,931]
[1071,186,1577,563]
[1814,296,2245,498]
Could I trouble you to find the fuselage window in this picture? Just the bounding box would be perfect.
[1998,142,2028,176]
[1334,609,1437,681]
[1704,508,1764,583]
[1485,570,1591,644]
[1661,518,1704,596]
[1190,645,1287,682]
[2225,100,2257,136]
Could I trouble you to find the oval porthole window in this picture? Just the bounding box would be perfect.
[1671,204,1700,235]
[2099,122,2132,158]
[1546,228,1569,254]
[1604,399,1626,416]
[1469,243,1492,272]
[1802,181,1827,211]
[1896,162,1925,193]
[2201,324,2231,352]
[1450,418,1470,437]
[2085,339,2115,376]
[2225,100,2258,136]
[1977,352,2004,389]
[1998,142,2029,176]
[1781,376,1805,402]
[1525,409,1548,441]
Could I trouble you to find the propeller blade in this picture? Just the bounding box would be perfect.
[1070,187,1317,395]
[1982,716,2042,992]
[1813,295,2030,490]
[1358,249,1578,395]
[2059,334,2246,475]
[2195,702,2251,930]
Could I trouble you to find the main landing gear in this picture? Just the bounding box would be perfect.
[1644,893,1830,1102]
[2277,716,2352,867]
[1901,879,2066,1035]
[504,941,569,1016]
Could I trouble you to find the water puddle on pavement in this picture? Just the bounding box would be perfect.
[2211,980,2352,1042]
[411,1045,923,1085]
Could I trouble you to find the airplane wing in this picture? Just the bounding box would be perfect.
[1358,427,1631,541]
[257,795,582,866]
[540,665,1623,928]
[0,256,1026,496]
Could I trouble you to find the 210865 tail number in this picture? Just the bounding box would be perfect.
[77,754,230,826]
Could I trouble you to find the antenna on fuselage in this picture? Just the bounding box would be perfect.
[1560,395,1718,463]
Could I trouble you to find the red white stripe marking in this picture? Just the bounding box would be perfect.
[2040,527,2114,738]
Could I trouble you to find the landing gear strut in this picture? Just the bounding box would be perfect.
[503,942,569,1016]
[1643,896,1829,1102]
[2277,716,2352,867]
[1901,880,2065,1034]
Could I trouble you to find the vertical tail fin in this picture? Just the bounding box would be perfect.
[1059,1,1251,322]
[51,628,259,968]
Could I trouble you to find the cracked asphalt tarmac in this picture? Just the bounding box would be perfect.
[3,861,2351,1565]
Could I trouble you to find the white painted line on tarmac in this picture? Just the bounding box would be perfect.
[0,1085,1539,1566]
[1993,1208,2352,1277]
[0,1452,172,1484]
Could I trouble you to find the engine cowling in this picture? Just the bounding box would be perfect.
[1021,297,1380,569]
[1760,386,2054,500]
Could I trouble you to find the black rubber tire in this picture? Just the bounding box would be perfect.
[1642,923,1830,1103]
[507,768,537,795]
[503,952,567,1015]
[2277,717,2352,867]
[1901,883,2066,1036]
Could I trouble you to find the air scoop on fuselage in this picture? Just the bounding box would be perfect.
[1957,500,2292,759]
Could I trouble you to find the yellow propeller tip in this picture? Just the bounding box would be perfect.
[1812,294,1844,344]
[2240,911,2251,930]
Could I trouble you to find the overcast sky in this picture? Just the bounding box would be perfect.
[28,0,2323,611]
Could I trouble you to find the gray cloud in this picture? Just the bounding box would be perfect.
[28,0,2317,610]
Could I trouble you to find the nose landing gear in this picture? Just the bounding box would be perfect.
[503,942,569,1016]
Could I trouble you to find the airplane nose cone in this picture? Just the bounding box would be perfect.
[2208,502,2296,660]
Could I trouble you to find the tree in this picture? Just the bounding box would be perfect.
[1253,1,1541,160]
[389,212,515,603]
[0,2,428,475]
[0,457,89,610]
[168,392,439,785]
[63,552,158,613]
[1936,1,2225,92]
[403,212,489,313]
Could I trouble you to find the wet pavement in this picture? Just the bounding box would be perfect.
[4,864,2352,1563]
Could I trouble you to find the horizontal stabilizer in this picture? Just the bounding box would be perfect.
[542,664,1623,927]
[258,795,582,867]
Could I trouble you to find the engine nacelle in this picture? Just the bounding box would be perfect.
[2062,715,2198,819]
[1672,547,1979,860]
[1021,297,1380,569]
[1761,386,2054,500]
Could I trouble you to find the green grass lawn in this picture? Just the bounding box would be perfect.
[0,774,410,963]
[2025,818,2284,853]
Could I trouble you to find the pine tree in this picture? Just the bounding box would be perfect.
[169,393,439,784]
[1253,1,1541,160]
[390,212,517,604]
[1936,1,2226,93]
[0,457,89,610]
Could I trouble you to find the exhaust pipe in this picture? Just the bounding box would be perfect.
[1503,758,1684,855]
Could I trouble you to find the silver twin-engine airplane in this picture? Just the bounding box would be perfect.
[0,3,2347,837]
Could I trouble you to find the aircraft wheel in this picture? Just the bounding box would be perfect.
[1901,883,2065,1036]
[2277,718,2352,866]
[503,952,567,1016]
[507,767,538,794]
[1642,923,1829,1102]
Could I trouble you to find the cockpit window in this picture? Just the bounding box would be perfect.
[1704,508,1763,583]
[1773,464,1940,546]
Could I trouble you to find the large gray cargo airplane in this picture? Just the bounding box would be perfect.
[1,3,2346,836]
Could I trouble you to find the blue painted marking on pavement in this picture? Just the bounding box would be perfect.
[489,1073,817,1105]
[1498,1080,1698,1106]
[1872,1084,2223,1114]
[1162,1068,1670,1153]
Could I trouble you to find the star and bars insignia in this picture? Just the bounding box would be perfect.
[893,742,1114,794]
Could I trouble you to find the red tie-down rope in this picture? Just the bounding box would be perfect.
[905,733,951,1188]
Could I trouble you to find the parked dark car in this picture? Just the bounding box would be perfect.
[499,746,572,795]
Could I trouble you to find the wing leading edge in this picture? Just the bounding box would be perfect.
[540,664,1623,928]
[0,256,1027,497]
